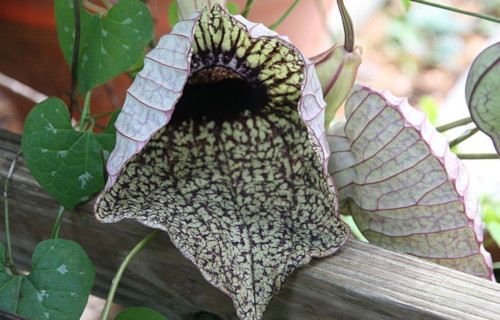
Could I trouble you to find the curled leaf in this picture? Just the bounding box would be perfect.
[95,5,348,319]
[328,85,494,280]
[466,41,500,155]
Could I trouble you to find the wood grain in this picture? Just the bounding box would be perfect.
[1,128,500,320]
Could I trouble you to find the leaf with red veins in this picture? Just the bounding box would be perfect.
[328,85,494,280]
[95,5,348,319]
[466,41,500,155]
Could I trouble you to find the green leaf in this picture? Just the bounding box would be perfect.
[328,85,494,279]
[0,239,94,320]
[0,242,5,266]
[167,1,180,28]
[466,41,500,156]
[115,307,167,320]
[55,0,153,92]
[227,2,240,14]
[21,98,116,210]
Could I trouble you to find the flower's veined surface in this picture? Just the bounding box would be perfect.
[95,5,348,319]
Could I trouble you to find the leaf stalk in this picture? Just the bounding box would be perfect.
[436,117,473,132]
[51,206,66,239]
[457,153,500,160]
[100,230,161,320]
[241,0,254,18]
[78,91,93,131]
[69,0,81,118]
[270,0,301,30]
[449,128,479,148]
[409,0,500,23]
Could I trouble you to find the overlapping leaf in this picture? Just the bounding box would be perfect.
[328,85,493,279]
[95,6,348,319]
[55,0,153,92]
[466,41,500,155]
[22,98,117,210]
[0,240,94,320]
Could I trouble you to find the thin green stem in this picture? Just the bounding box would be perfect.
[69,0,81,119]
[337,0,354,52]
[449,128,479,148]
[100,230,161,320]
[241,0,254,18]
[51,206,65,239]
[3,150,21,276]
[436,117,473,132]
[409,0,500,23]
[270,0,300,30]
[457,153,500,160]
[90,111,116,119]
[78,91,92,131]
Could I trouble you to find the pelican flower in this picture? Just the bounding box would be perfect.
[95,5,349,319]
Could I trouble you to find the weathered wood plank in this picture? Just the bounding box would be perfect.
[2,128,500,320]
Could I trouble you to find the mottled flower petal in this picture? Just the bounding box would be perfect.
[95,6,348,319]
[328,85,494,280]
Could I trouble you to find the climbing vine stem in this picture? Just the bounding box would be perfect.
[78,91,92,131]
[3,150,21,276]
[241,0,254,18]
[51,206,66,239]
[457,153,500,160]
[100,229,161,320]
[449,128,479,148]
[409,0,500,23]
[436,117,473,132]
[270,0,301,30]
[69,0,81,118]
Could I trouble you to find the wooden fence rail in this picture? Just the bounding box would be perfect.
[1,128,500,319]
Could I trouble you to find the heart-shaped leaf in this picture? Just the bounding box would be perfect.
[466,41,500,155]
[22,98,116,210]
[0,240,94,320]
[55,0,153,92]
[328,85,494,279]
[115,307,167,320]
[95,6,349,319]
